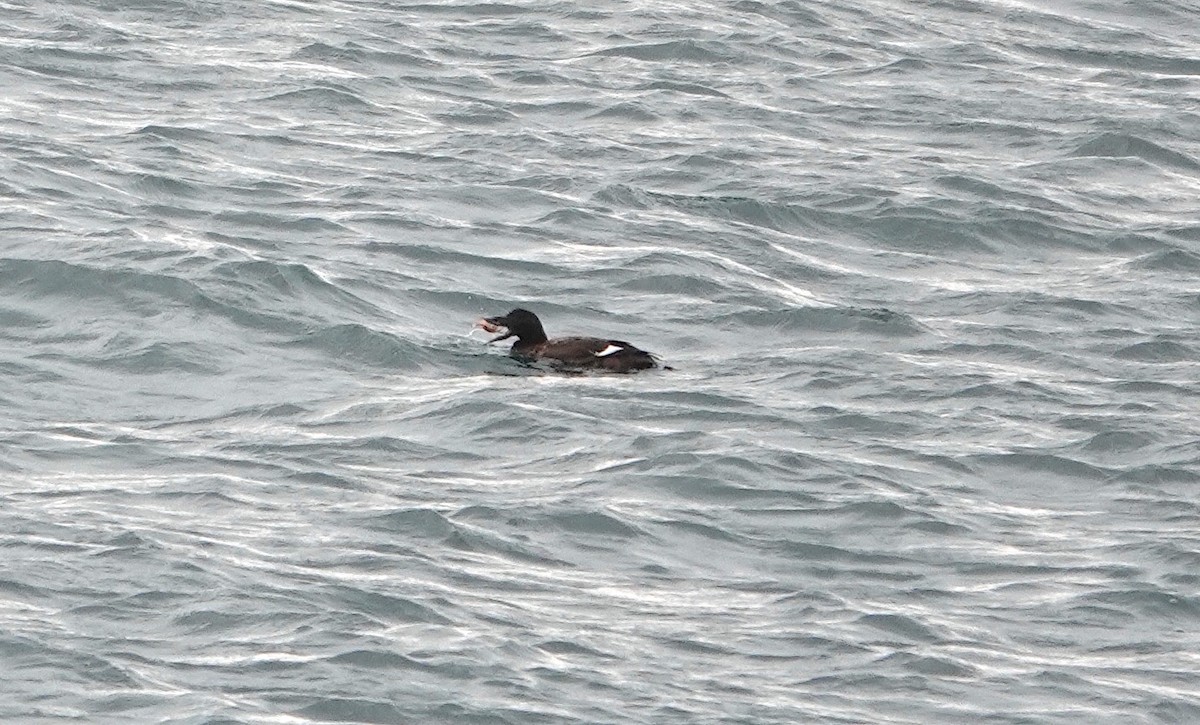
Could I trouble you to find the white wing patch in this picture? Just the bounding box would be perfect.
[594,344,624,357]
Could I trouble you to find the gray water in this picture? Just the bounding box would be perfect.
[3,0,1199,722]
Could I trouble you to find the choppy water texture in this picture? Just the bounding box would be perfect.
[3,0,1200,722]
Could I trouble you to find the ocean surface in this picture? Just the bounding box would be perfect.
[3,0,1199,722]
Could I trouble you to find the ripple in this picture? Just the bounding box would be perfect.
[1129,248,1200,272]
[259,85,380,111]
[589,39,740,63]
[283,323,430,370]
[1069,133,1200,171]
[1112,338,1194,363]
[715,306,925,337]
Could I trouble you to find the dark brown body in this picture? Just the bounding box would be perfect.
[512,336,657,372]
[479,309,661,373]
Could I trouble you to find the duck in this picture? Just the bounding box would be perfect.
[476,308,664,373]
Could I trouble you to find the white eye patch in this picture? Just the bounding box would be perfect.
[594,344,624,357]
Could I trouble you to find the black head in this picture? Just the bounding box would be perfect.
[483,308,548,344]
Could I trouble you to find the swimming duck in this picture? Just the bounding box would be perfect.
[476,308,663,373]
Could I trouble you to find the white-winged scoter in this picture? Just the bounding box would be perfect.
[476,308,663,373]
